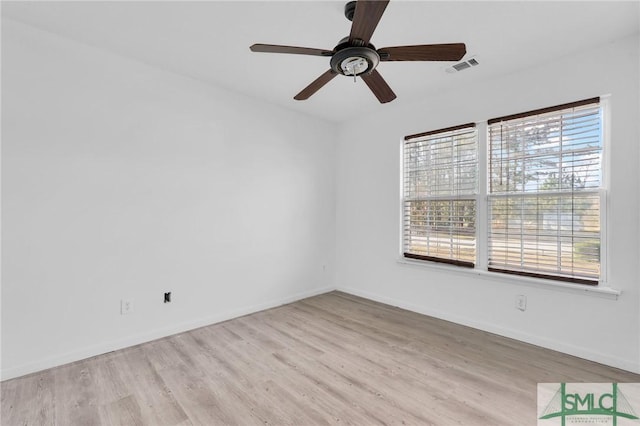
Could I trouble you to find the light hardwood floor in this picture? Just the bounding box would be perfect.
[2,291,639,425]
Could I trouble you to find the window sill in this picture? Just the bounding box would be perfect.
[397,258,621,300]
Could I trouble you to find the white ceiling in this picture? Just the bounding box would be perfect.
[3,1,639,123]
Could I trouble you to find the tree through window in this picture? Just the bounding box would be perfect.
[401,98,604,286]
[487,98,602,284]
[402,124,478,267]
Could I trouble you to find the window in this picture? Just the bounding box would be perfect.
[487,98,602,284]
[402,124,478,267]
[401,97,604,286]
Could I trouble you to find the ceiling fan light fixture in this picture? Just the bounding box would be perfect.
[341,57,369,76]
[330,46,380,76]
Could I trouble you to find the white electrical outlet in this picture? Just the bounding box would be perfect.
[121,299,134,315]
[515,295,527,311]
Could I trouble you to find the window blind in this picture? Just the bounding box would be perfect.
[487,99,602,284]
[403,124,478,266]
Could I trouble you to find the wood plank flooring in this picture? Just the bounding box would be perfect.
[2,291,639,425]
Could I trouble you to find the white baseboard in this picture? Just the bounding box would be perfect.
[5,285,637,381]
[338,286,640,375]
[1,286,336,381]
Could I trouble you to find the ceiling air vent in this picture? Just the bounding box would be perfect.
[453,62,471,71]
[446,56,479,74]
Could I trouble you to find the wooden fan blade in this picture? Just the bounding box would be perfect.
[361,69,396,103]
[250,44,333,57]
[349,0,389,45]
[378,43,466,62]
[294,70,338,100]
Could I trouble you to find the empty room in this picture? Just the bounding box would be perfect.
[2,1,640,424]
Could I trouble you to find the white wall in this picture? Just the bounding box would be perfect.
[1,19,337,380]
[335,34,640,373]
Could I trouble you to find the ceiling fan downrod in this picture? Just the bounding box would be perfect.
[344,1,357,21]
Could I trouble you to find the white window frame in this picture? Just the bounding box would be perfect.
[398,96,616,298]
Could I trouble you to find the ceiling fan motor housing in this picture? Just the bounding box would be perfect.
[330,45,380,76]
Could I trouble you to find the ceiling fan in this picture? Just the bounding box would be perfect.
[250,0,466,104]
